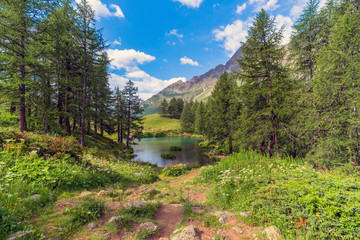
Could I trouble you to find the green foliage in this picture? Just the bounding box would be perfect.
[170,146,182,151]
[143,114,181,131]
[163,164,188,177]
[199,151,360,239]
[155,131,168,138]
[180,101,195,133]
[69,198,105,226]
[161,152,176,160]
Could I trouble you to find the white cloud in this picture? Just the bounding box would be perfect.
[248,0,279,12]
[110,4,125,18]
[167,29,183,39]
[236,3,247,14]
[110,72,186,100]
[106,49,156,71]
[275,14,293,44]
[180,56,199,66]
[213,18,251,56]
[173,0,204,8]
[75,0,125,19]
[111,38,121,47]
[319,0,327,9]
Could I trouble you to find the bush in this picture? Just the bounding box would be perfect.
[170,146,182,151]
[199,151,360,239]
[161,152,176,159]
[70,198,105,225]
[154,131,167,138]
[141,132,155,138]
[163,164,188,177]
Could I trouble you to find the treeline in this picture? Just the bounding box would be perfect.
[159,97,184,119]
[180,0,360,168]
[0,0,143,147]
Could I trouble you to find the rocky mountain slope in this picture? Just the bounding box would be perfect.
[142,48,242,115]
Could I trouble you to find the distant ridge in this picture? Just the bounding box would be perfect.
[142,48,242,115]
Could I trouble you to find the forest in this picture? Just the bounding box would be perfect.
[160,0,360,170]
[0,0,143,148]
[1,0,360,239]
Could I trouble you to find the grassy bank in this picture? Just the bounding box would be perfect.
[0,128,159,239]
[198,151,360,239]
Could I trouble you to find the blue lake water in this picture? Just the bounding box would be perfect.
[132,136,209,168]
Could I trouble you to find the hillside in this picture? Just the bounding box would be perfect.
[142,48,242,115]
[143,114,180,131]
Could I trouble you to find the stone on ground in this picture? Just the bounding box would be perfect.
[7,231,32,240]
[211,211,234,218]
[107,216,124,226]
[219,216,229,224]
[124,200,149,209]
[170,225,200,240]
[263,226,282,240]
[29,194,41,201]
[87,222,98,230]
[97,190,109,197]
[139,222,158,232]
[239,211,250,217]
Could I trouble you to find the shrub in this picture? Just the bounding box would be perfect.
[161,152,176,159]
[70,198,105,225]
[154,131,167,138]
[163,164,188,177]
[170,146,182,151]
[141,132,154,138]
[199,151,360,239]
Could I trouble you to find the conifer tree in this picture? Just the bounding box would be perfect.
[122,80,144,149]
[159,98,169,117]
[180,101,195,133]
[207,72,239,154]
[194,101,206,139]
[310,3,360,166]
[237,9,294,157]
[175,98,184,119]
[168,97,177,118]
[114,87,125,144]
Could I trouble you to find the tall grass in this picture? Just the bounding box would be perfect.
[199,151,360,239]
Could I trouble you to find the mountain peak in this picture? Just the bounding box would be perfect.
[142,47,241,115]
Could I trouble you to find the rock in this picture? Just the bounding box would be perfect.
[79,191,92,197]
[105,202,121,210]
[124,200,149,209]
[7,231,32,240]
[219,216,229,224]
[98,190,109,197]
[29,194,41,201]
[139,222,158,232]
[232,226,243,234]
[92,231,110,240]
[140,189,159,195]
[107,216,124,226]
[239,211,250,217]
[134,173,143,177]
[87,223,98,230]
[262,226,282,240]
[170,225,200,240]
[211,211,234,218]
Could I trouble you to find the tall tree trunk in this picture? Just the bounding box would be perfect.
[10,102,16,115]
[126,102,131,149]
[64,90,71,134]
[228,132,233,154]
[94,120,97,134]
[19,83,27,132]
[100,119,104,137]
[86,118,90,135]
[80,17,87,147]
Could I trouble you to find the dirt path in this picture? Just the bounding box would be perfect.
[150,204,184,239]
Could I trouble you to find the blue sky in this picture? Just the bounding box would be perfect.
[76,0,327,100]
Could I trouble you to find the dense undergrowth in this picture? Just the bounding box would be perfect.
[0,128,159,239]
[199,151,360,239]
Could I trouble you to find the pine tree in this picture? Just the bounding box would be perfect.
[194,101,206,139]
[159,98,169,117]
[207,72,239,154]
[122,80,144,149]
[168,97,177,118]
[291,0,320,83]
[237,9,294,157]
[310,3,360,167]
[114,87,125,145]
[175,98,184,119]
[180,101,194,133]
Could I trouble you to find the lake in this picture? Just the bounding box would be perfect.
[132,136,209,167]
